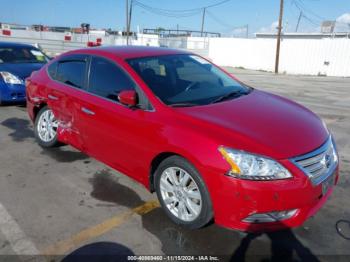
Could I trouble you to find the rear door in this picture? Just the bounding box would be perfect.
[46,54,89,150]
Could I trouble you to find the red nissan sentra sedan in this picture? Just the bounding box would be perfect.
[26,46,339,232]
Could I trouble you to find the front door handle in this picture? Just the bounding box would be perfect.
[48,94,59,100]
[81,107,95,116]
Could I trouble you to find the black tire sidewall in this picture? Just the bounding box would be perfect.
[155,156,213,229]
[34,106,60,148]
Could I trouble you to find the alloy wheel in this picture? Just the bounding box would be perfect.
[37,109,58,142]
[159,167,202,222]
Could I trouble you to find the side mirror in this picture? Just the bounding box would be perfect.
[118,90,138,107]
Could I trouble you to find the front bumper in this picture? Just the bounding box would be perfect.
[0,83,26,103]
[206,159,339,232]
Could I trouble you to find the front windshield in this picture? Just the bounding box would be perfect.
[127,54,250,106]
[0,47,48,64]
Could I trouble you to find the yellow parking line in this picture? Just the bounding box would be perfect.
[42,200,160,256]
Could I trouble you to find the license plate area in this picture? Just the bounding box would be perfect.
[322,173,334,195]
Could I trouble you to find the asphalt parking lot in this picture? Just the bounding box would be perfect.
[0,68,349,261]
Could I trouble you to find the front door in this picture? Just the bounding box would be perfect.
[76,56,155,184]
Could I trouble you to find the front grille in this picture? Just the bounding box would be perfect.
[291,136,338,185]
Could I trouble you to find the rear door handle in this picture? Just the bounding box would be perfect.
[81,107,95,115]
[48,94,59,100]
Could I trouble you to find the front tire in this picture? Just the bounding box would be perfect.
[155,156,213,229]
[34,106,60,148]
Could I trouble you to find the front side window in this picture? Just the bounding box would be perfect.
[127,54,250,106]
[88,57,135,102]
[0,47,48,64]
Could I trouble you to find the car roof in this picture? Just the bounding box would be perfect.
[70,45,191,60]
[0,41,37,49]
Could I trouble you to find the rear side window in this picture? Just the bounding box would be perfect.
[47,62,57,79]
[88,57,135,102]
[56,60,86,89]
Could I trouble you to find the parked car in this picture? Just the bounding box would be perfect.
[0,42,48,105]
[26,46,339,232]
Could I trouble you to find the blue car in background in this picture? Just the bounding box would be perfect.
[0,42,48,105]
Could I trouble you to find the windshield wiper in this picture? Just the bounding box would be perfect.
[168,102,198,107]
[210,90,248,104]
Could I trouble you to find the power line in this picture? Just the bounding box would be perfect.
[291,0,321,27]
[132,0,232,35]
[133,2,202,18]
[133,0,231,18]
[206,10,233,29]
[292,0,348,26]
[294,0,326,21]
[135,0,231,13]
[206,10,248,36]
[202,0,232,9]
[301,14,320,27]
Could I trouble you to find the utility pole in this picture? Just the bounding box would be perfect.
[295,11,302,32]
[126,0,129,45]
[200,8,206,37]
[246,24,249,38]
[128,0,133,42]
[275,0,284,74]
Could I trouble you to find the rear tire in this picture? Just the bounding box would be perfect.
[34,106,60,148]
[154,156,213,229]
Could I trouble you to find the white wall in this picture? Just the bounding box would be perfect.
[209,37,350,77]
[131,34,159,46]
[186,37,208,49]
[2,28,350,77]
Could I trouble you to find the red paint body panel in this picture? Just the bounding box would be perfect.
[174,89,329,159]
[26,46,339,232]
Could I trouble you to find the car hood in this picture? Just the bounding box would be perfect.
[174,89,328,159]
[0,63,44,80]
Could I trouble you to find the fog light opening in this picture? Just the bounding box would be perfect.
[243,209,298,223]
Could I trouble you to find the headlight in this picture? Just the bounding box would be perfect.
[0,72,23,85]
[218,146,292,180]
[330,135,338,163]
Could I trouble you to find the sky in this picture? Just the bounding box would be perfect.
[0,0,349,36]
